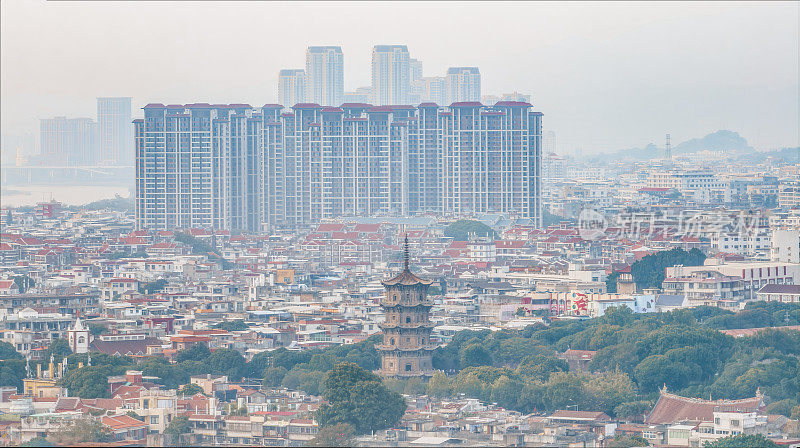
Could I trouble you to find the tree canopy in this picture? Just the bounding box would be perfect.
[444,219,496,241]
[630,247,706,289]
[704,434,778,448]
[315,362,406,434]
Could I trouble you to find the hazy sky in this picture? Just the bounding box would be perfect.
[1,1,797,153]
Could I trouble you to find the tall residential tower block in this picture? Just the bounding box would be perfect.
[135,101,542,231]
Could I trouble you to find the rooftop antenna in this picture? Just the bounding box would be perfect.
[665,133,672,160]
[404,234,410,271]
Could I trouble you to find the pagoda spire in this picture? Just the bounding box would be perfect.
[404,234,409,271]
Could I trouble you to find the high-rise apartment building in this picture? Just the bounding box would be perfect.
[411,77,446,106]
[134,103,281,232]
[305,46,344,107]
[278,69,307,107]
[409,58,423,84]
[343,87,372,104]
[135,101,542,231]
[371,45,411,105]
[445,67,481,104]
[40,117,98,165]
[98,97,133,165]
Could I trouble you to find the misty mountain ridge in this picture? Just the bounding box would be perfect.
[607,130,756,160]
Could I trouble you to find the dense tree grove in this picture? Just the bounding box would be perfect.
[629,247,706,289]
[443,219,497,241]
[419,302,800,417]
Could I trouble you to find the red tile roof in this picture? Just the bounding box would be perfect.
[646,391,763,424]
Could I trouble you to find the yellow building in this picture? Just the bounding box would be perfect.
[275,269,295,285]
[22,378,62,398]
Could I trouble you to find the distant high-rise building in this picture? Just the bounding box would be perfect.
[278,69,307,107]
[305,46,344,106]
[371,45,411,105]
[40,117,98,165]
[412,77,446,105]
[481,95,501,106]
[97,97,133,165]
[445,67,481,104]
[501,91,531,103]
[409,58,423,84]
[484,92,531,106]
[343,87,372,104]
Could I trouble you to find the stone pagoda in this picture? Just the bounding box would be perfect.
[378,235,436,377]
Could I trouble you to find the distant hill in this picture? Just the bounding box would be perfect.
[601,130,756,161]
[672,130,755,154]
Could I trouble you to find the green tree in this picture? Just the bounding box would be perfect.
[459,343,492,368]
[180,383,205,396]
[49,418,113,444]
[59,365,128,398]
[490,375,524,410]
[629,247,706,290]
[281,370,325,395]
[138,278,168,294]
[444,219,496,241]
[515,354,568,381]
[703,434,777,448]
[0,359,26,391]
[614,400,653,421]
[607,434,650,447]
[765,398,798,417]
[206,348,247,381]
[39,339,72,365]
[263,366,288,388]
[88,323,107,337]
[213,320,250,331]
[13,275,35,294]
[306,423,355,447]
[426,371,452,398]
[19,437,54,447]
[165,416,191,435]
[0,341,23,360]
[174,343,211,363]
[315,363,406,434]
[605,272,620,293]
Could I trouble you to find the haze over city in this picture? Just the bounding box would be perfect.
[1,0,798,154]
[2,2,800,447]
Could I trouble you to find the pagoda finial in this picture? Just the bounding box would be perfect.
[404,234,410,271]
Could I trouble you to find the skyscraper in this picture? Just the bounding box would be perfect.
[278,69,307,107]
[378,236,435,377]
[40,117,98,165]
[97,97,133,165]
[371,45,411,105]
[445,67,481,104]
[305,46,344,106]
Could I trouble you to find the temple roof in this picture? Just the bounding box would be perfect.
[645,389,764,425]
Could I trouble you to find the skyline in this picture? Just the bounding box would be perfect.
[1,1,798,155]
